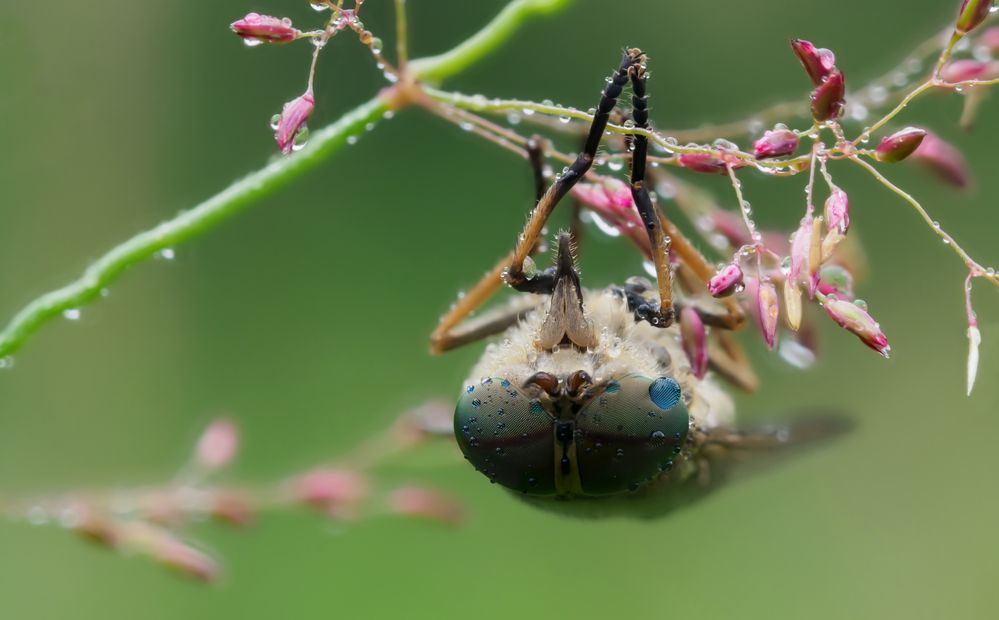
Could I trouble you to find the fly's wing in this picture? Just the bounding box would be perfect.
[516,412,853,520]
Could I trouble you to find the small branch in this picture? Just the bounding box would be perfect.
[0,0,575,359]
[849,155,998,288]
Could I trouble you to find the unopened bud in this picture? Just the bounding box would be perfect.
[981,26,999,50]
[275,90,315,155]
[753,127,799,159]
[808,217,824,296]
[679,306,709,379]
[388,487,463,526]
[154,537,219,583]
[824,188,849,234]
[195,418,239,471]
[757,280,780,350]
[910,131,970,189]
[788,217,812,283]
[230,13,301,45]
[678,153,728,174]
[956,0,994,35]
[210,491,255,527]
[821,296,890,357]
[291,468,369,519]
[874,127,927,163]
[940,59,998,83]
[811,71,846,121]
[790,39,837,86]
[708,263,744,297]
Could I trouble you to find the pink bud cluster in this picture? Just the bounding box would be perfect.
[791,39,846,122]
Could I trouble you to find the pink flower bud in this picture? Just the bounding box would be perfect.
[821,297,890,358]
[678,153,728,174]
[274,90,315,155]
[940,59,998,83]
[708,263,744,297]
[981,26,999,50]
[824,188,850,234]
[195,418,239,471]
[230,13,301,45]
[154,537,219,583]
[956,0,994,34]
[679,306,708,379]
[811,71,846,121]
[291,468,369,519]
[70,508,120,549]
[210,491,255,527]
[790,39,837,86]
[757,280,780,350]
[910,131,970,188]
[388,487,463,526]
[753,127,799,159]
[874,127,927,163]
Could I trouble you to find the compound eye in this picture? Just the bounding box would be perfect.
[575,374,689,495]
[454,378,556,495]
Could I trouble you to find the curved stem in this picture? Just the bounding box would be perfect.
[849,155,999,288]
[0,0,575,359]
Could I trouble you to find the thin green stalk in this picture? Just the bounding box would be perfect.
[0,0,574,359]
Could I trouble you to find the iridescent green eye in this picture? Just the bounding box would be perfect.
[454,378,556,495]
[574,374,689,495]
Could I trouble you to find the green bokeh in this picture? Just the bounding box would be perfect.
[2,0,998,618]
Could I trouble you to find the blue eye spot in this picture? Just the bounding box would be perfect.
[500,379,511,389]
[605,381,621,394]
[649,377,681,410]
[529,400,545,415]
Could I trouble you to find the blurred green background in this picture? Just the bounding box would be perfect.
[2,0,998,617]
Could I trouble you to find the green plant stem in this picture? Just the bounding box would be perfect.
[0,0,574,359]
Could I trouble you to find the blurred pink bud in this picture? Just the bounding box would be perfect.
[195,418,239,471]
[154,537,219,583]
[708,263,744,297]
[956,0,994,34]
[790,39,837,86]
[753,127,799,159]
[388,487,463,526]
[824,188,850,234]
[275,90,315,155]
[394,399,455,443]
[822,297,890,357]
[875,127,927,163]
[981,26,999,50]
[757,280,780,350]
[70,509,120,549]
[817,264,855,299]
[679,307,708,379]
[910,131,970,188]
[940,59,998,83]
[788,217,812,283]
[678,153,728,174]
[230,13,301,45]
[811,71,846,121]
[292,468,369,518]
[210,491,255,527]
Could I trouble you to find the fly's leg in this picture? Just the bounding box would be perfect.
[504,49,646,294]
[429,136,550,354]
[624,57,675,328]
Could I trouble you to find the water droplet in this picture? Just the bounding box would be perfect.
[310,1,329,11]
[158,248,176,260]
[63,308,81,321]
[0,356,14,370]
[292,126,310,151]
[607,159,624,172]
[27,506,48,525]
[521,107,535,116]
[369,37,383,54]
[471,398,482,408]
[346,135,359,145]
[558,115,571,124]
[269,114,281,130]
[242,38,263,48]
[651,430,665,440]
[506,112,521,125]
